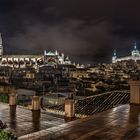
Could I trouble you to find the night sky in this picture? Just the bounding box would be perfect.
[0,0,140,64]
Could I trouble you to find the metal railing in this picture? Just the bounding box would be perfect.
[40,90,130,117]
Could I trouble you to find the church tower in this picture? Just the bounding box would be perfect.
[131,42,140,57]
[0,33,3,57]
[112,49,117,63]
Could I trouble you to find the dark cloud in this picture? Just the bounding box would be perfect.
[0,0,140,64]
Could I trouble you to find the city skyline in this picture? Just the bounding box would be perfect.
[0,1,140,140]
[0,0,140,64]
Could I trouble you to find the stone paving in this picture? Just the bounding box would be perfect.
[1,102,140,140]
[0,103,65,137]
[19,104,140,140]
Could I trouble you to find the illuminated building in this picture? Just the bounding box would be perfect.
[112,42,140,63]
[0,33,72,68]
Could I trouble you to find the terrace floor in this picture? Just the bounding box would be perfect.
[19,104,140,140]
[0,103,65,137]
[1,102,140,140]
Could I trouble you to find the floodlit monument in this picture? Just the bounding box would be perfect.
[0,33,72,68]
[112,42,140,63]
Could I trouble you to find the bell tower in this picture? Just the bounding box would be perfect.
[0,33,3,57]
[131,42,140,57]
[112,49,117,63]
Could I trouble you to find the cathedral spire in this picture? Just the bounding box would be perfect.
[134,41,137,50]
[0,33,3,56]
[113,49,116,56]
[0,33,2,46]
[112,49,117,63]
[131,41,139,57]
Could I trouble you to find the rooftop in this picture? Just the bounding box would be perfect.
[3,55,42,58]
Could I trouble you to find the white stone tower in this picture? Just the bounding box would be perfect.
[0,33,3,57]
[112,49,117,63]
[131,42,140,57]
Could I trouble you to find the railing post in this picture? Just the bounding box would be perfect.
[31,96,40,111]
[65,99,75,118]
[129,80,140,105]
[9,93,16,106]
